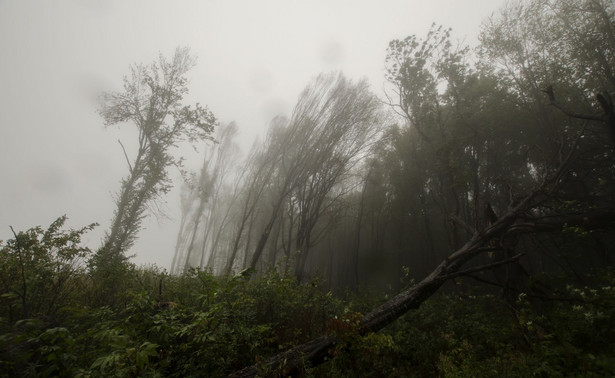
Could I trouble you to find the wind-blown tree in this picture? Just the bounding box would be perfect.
[92,47,217,278]
[240,73,382,276]
[171,122,240,274]
[221,119,288,275]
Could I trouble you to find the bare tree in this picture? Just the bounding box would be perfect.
[222,123,286,275]
[244,73,382,275]
[171,122,240,274]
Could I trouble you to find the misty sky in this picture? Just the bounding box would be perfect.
[0,0,505,269]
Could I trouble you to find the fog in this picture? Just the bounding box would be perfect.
[0,0,504,269]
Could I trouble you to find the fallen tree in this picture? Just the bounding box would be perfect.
[228,182,615,377]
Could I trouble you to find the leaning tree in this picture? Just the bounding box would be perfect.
[92,47,217,281]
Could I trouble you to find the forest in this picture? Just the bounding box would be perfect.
[2,0,615,376]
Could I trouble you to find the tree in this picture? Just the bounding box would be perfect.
[382,25,493,276]
[221,120,286,275]
[244,73,382,276]
[171,122,241,274]
[479,0,615,143]
[478,0,615,291]
[92,47,217,277]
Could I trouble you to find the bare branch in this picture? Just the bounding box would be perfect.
[543,85,604,122]
[543,85,615,146]
[442,253,525,281]
[117,139,133,173]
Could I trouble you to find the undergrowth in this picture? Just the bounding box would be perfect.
[1,220,615,377]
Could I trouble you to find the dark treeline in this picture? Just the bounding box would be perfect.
[173,0,615,293]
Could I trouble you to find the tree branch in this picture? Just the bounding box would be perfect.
[543,85,615,145]
[441,253,525,281]
[117,139,133,173]
[543,85,605,122]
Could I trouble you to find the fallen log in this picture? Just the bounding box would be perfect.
[229,196,615,377]
[229,199,615,377]
[228,196,531,377]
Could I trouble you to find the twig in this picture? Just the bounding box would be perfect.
[441,253,525,281]
[543,85,615,146]
[464,273,504,288]
[449,214,477,235]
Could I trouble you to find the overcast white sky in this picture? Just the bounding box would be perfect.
[0,0,505,269]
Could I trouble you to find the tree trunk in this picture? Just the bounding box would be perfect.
[249,200,285,269]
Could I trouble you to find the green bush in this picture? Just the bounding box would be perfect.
[0,216,96,323]
[1,220,615,377]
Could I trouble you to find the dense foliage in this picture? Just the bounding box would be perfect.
[1,221,614,376]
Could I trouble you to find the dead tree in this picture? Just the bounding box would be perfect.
[228,192,615,377]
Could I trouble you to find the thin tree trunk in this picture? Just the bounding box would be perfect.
[353,183,367,290]
[249,200,285,269]
[183,197,207,273]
